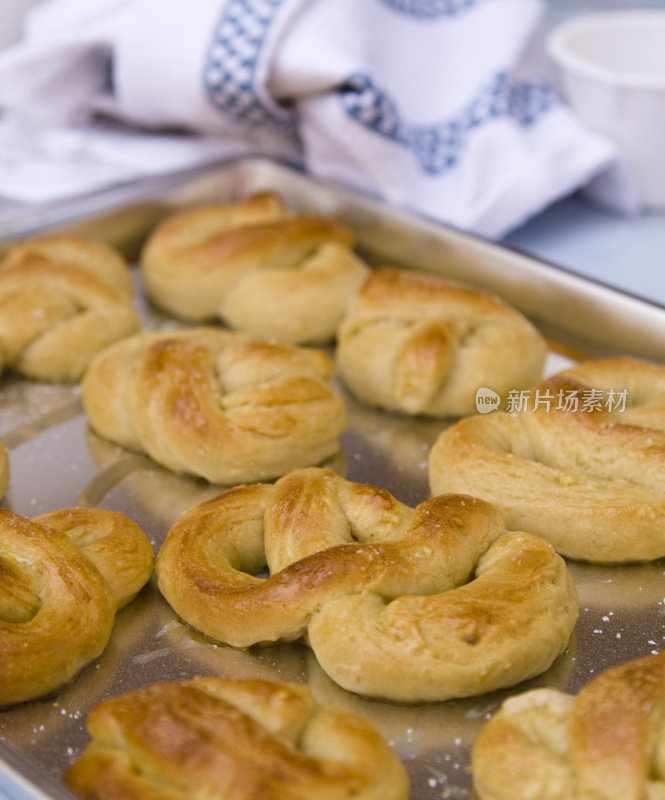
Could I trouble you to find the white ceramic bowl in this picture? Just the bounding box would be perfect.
[547,10,665,209]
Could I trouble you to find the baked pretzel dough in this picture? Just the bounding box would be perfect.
[0,507,153,706]
[140,192,370,344]
[472,651,665,800]
[0,235,140,382]
[81,327,346,484]
[64,677,409,800]
[336,267,547,416]
[156,467,578,703]
[32,507,155,609]
[429,357,665,564]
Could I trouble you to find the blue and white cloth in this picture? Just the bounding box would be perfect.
[0,0,617,237]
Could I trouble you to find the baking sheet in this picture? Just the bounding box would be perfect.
[1,158,665,800]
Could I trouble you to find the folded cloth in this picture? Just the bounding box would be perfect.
[0,0,618,238]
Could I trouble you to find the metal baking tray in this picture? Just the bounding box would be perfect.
[1,157,665,800]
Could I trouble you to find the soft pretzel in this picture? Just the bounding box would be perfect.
[0,235,140,382]
[140,191,370,344]
[81,328,347,484]
[64,677,409,800]
[156,467,578,703]
[336,267,547,416]
[32,507,155,609]
[429,357,665,564]
[472,651,665,800]
[0,506,153,706]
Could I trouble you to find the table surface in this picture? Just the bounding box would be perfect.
[504,193,665,307]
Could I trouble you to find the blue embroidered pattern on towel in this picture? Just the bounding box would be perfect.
[339,71,559,174]
[203,0,297,134]
[377,0,478,18]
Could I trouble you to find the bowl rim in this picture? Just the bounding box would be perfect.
[546,10,665,90]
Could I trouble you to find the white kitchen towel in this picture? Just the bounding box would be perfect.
[0,0,618,238]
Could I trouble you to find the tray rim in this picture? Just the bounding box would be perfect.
[0,154,663,312]
[3,155,663,362]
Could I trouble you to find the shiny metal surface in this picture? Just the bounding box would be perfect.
[1,158,664,800]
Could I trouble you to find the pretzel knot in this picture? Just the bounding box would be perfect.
[156,467,578,703]
[336,267,547,416]
[0,507,153,706]
[429,357,665,564]
[0,235,140,382]
[64,677,409,800]
[472,651,665,800]
[81,328,347,484]
[140,191,370,344]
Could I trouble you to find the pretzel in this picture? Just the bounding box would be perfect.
[64,677,409,800]
[0,235,140,382]
[81,328,347,484]
[0,507,153,706]
[156,467,578,703]
[336,267,547,416]
[140,191,370,344]
[429,357,665,564]
[472,651,665,800]
[32,507,155,609]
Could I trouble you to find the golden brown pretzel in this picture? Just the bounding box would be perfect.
[32,507,155,609]
[0,235,140,382]
[472,651,665,800]
[64,677,409,800]
[336,267,547,416]
[156,467,578,703]
[81,327,347,484]
[140,192,370,344]
[0,507,153,706]
[429,357,665,564]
